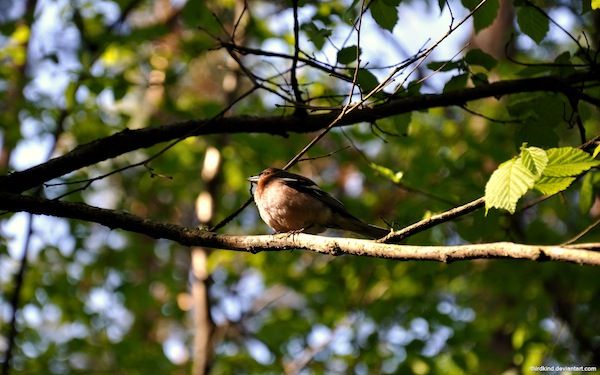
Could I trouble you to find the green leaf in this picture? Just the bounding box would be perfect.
[517,5,549,44]
[464,49,497,71]
[472,72,489,86]
[337,45,360,64]
[485,158,537,214]
[369,163,404,183]
[181,1,215,31]
[462,0,499,32]
[370,0,399,32]
[356,69,379,94]
[553,51,575,76]
[112,79,128,101]
[438,0,446,11]
[301,22,332,49]
[593,144,600,159]
[406,81,422,96]
[65,81,78,110]
[533,176,576,196]
[543,147,600,177]
[579,173,594,213]
[519,145,547,177]
[427,60,461,72]
[443,73,469,93]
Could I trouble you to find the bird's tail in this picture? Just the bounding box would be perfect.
[332,215,390,239]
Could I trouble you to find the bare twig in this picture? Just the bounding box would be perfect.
[290,0,306,115]
[379,197,485,243]
[562,216,600,245]
[282,0,367,170]
[46,85,260,199]
[340,128,457,206]
[460,104,523,124]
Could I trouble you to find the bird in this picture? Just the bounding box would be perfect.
[248,167,389,239]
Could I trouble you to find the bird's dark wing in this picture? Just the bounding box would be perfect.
[275,170,354,217]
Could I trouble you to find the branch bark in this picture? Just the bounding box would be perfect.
[0,71,597,193]
[1,192,599,266]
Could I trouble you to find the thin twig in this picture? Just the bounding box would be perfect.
[460,104,522,124]
[379,197,485,243]
[562,216,600,246]
[47,86,260,199]
[290,0,306,115]
[340,127,457,206]
[282,0,367,170]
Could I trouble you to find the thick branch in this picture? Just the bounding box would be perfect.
[0,70,596,193]
[1,192,599,266]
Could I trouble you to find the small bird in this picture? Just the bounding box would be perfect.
[248,167,389,239]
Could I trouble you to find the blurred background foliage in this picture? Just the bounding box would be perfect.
[1,0,600,373]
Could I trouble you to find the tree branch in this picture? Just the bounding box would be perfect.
[290,0,306,116]
[0,71,597,193]
[1,192,599,266]
[380,197,486,243]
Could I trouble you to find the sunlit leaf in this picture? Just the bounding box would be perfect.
[485,158,537,214]
[533,176,576,196]
[543,147,600,177]
[519,144,547,177]
[369,163,403,183]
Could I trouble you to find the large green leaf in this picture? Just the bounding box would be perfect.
[462,0,499,32]
[370,0,399,32]
[443,73,469,93]
[543,148,600,177]
[337,45,361,65]
[485,158,537,214]
[519,145,547,177]
[464,49,497,71]
[356,68,380,95]
[533,176,576,196]
[517,5,549,44]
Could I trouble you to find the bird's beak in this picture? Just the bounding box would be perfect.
[248,174,260,183]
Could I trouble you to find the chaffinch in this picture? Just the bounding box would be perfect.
[248,167,389,239]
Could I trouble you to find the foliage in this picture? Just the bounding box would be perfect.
[485,144,600,213]
[1,0,600,374]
